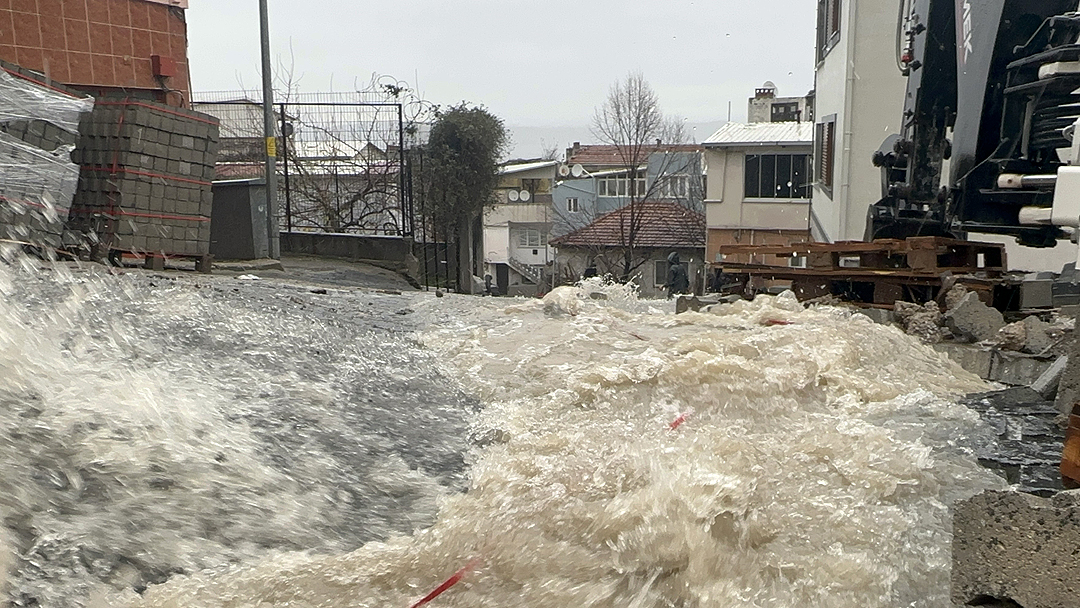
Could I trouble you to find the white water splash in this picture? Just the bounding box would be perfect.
[100,286,1005,608]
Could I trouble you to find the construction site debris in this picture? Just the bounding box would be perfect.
[894,300,944,344]
[952,490,1080,607]
[942,283,970,311]
[1031,356,1068,401]
[945,292,1005,342]
[997,315,1055,354]
[962,387,1065,493]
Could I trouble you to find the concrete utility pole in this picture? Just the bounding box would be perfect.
[259,0,280,259]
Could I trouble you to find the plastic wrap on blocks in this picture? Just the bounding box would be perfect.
[0,70,94,135]
[0,130,80,247]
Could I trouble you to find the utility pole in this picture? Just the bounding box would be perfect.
[259,0,280,259]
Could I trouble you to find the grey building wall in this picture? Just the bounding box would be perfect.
[551,150,704,237]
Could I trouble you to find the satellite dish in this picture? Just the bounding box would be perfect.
[571,164,585,178]
[508,190,520,202]
[558,164,571,177]
[519,190,531,202]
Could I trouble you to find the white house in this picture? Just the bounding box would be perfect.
[812,0,907,242]
[702,122,814,266]
[483,160,558,296]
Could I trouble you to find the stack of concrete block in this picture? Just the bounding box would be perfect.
[0,68,92,249]
[68,100,220,257]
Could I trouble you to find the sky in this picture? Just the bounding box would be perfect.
[186,0,817,159]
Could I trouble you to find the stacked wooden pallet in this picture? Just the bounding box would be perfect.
[711,237,1008,305]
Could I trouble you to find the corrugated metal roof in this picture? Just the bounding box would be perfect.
[499,160,559,175]
[703,122,814,147]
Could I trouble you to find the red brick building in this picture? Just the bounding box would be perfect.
[0,0,191,106]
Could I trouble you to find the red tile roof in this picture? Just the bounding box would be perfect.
[566,143,703,168]
[551,201,705,249]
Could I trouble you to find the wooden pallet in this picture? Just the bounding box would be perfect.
[710,237,1006,305]
[110,250,214,274]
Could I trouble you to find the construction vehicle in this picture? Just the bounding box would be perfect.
[867,0,1080,248]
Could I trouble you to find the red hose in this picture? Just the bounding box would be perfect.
[408,558,481,608]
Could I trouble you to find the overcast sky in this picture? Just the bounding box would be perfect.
[187,1,817,158]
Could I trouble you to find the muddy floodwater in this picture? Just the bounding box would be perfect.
[0,259,1006,608]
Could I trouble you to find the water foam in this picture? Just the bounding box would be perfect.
[0,260,471,607]
[105,286,1004,608]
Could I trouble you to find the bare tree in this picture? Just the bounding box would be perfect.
[587,72,691,280]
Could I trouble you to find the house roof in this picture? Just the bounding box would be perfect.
[499,160,559,175]
[566,143,703,168]
[703,122,814,147]
[550,201,705,249]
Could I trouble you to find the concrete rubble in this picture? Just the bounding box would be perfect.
[894,300,945,344]
[945,291,1006,342]
[952,490,1080,608]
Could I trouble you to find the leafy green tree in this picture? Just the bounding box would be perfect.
[423,104,508,292]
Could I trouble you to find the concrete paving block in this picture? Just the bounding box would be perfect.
[953,490,1080,608]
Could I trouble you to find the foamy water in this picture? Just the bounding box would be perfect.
[0,257,473,607]
[48,278,1009,608]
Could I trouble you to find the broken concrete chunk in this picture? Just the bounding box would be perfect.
[1032,355,1068,400]
[945,292,1005,342]
[1021,315,1055,354]
[999,315,1057,354]
[894,300,944,344]
[943,283,970,311]
[953,490,1080,608]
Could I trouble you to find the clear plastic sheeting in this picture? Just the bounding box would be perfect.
[103,284,1007,608]
[0,130,80,247]
[0,70,94,135]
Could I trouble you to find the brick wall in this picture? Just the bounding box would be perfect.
[0,0,190,105]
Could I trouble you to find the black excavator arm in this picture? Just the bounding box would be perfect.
[867,0,1080,247]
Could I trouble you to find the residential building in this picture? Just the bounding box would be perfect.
[484,159,558,296]
[812,0,907,242]
[550,200,706,299]
[0,0,193,106]
[703,122,814,271]
[552,142,704,237]
[748,81,814,124]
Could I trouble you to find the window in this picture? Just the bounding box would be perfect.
[566,197,580,213]
[597,175,646,197]
[816,115,837,195]
[817,0,842,61]
[789,255,808,268]
[515,228,545,248]
[744,154,812,199]
[771,102,801,123]
[658,175,690,199]
[521,178,541,193]
[654,260,667,287]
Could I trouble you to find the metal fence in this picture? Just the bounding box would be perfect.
[193,86,462,288]
[194,88,427,237]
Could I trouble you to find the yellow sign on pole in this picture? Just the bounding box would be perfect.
[266,136,277,158]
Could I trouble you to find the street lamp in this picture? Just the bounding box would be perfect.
[259,0,279,259]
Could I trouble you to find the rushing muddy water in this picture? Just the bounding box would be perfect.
[0,262,1007,607]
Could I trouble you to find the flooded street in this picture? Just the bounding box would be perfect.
[0,260,1007,607]
[0,258,473,607]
